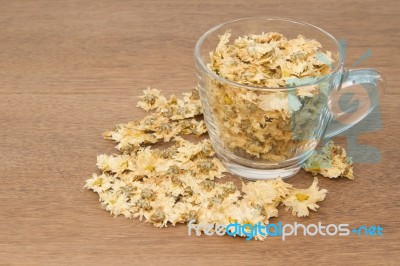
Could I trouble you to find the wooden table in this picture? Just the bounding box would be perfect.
[1,0,399,265]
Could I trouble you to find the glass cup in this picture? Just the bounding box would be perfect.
[195,17,384,180]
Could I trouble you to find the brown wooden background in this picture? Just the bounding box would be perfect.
[1,0,399,265]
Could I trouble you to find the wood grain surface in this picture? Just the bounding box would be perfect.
[0,0,399,265]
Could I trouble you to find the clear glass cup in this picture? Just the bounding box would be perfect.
[195,17,384,180]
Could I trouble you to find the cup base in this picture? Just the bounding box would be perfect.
[222,160,301,180]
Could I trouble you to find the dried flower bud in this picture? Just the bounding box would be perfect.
[141,188,155,200]
[150,209,165,223]
[200,180,215,191]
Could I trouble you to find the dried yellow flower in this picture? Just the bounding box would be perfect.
[137,87,167,111]
[282,177,327,217]
[303,141,354,179]
[84,173,113,194]
[242,178,292,206]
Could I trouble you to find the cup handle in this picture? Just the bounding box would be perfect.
[324,68,385,139]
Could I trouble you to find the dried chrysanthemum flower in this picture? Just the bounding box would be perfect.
[99,191,132,218]
[224,202,267,240]
[303,141,354,179]
[242,178,292,206]
[194,158,227,180]
[173,137,214,163]
[282,177,327,217]
[96,154,132,174]
[103,123,158,152]
[155,89,203,120]
[240,178,293,223]
[84,173,113,194]
[137,87,167,111]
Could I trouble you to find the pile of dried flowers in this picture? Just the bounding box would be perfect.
[85,88,353,240]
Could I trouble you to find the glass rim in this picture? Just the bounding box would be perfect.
[194,17,343,91]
